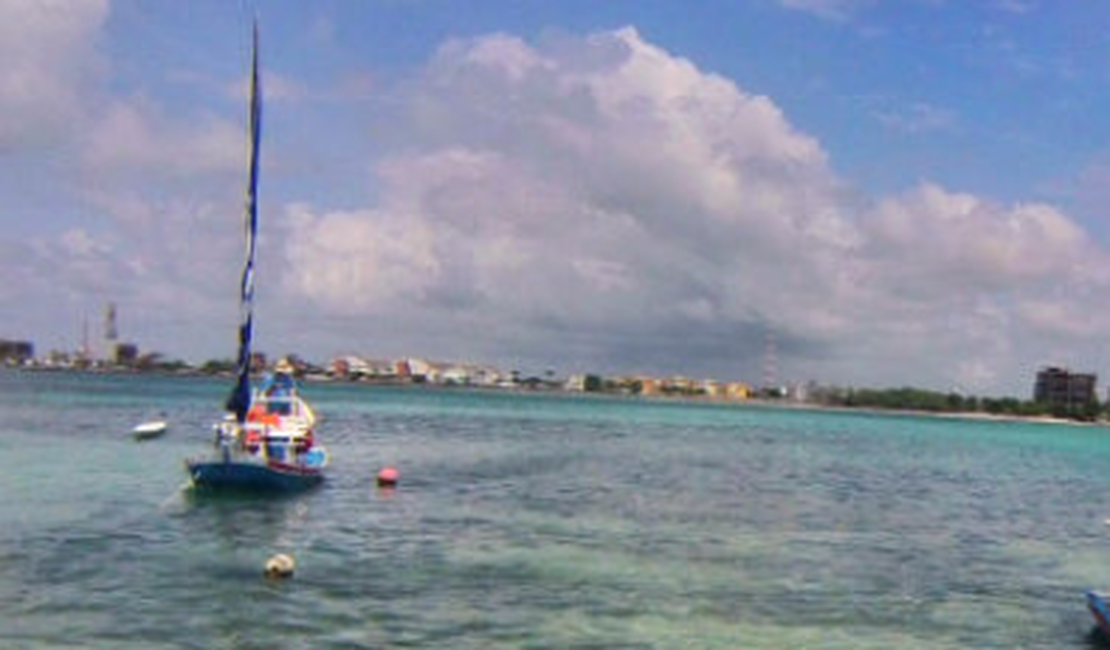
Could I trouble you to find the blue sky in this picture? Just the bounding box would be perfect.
[101,1,1110,210]
[3,0,1110,395]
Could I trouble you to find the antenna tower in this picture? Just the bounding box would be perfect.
[103,302,118,362]
[81,316,90,360]
[762,330,778,391]
[104,302,118,342]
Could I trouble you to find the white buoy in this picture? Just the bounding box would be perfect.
[265,553,295,579]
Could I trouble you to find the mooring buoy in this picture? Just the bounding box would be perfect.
[377,466,400,487]
[265,553,295,579]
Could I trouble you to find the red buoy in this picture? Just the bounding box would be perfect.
[377,466,399,487]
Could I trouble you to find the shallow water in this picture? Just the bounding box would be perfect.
[2,369,1110,649]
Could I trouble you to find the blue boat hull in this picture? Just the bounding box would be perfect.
[186,458,323,493]
[1088,591,1110,639]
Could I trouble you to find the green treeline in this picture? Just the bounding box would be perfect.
[810,386,1103,422]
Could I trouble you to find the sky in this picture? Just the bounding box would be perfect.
[3,0,1110,396]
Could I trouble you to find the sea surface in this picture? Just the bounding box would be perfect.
[2,369,1110,649]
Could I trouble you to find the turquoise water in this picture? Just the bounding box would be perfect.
[2,370,1110,649]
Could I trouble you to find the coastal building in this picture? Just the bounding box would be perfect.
[103,302,118,364]
[665,377,695,394]
[112,342,139,366]
[459,364,504,387]
[565,374,603,392]
[1033,366,1098,409]
[364,359,399,379]
[330,357,351,378]
[332,356,397,380]
[404,358,432,382]
[0,339,33,365]
[639,377,662,396]
[725,382,751,400]
[437,364,471,385]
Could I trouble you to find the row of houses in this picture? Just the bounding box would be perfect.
[328,356,757,400]
[566,374,754,400]
[330,356,511,387]
[5,339,761,402]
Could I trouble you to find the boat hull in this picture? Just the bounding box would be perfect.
[186,458,323,493]
[133,421,168,440]
[1088,591,1110,638]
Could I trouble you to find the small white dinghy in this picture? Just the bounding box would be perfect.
[133,420,169,441]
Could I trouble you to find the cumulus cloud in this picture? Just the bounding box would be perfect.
[5,14,1107,393]
[283,202,440,312]
[32,191,252,357]
[280,28,860,375]
[82,98,242,178]
[861,185,1094,297]
[275,27,1110,392]
[0,1,271,359]
[0,0,108,149]
[847,182,1110,390]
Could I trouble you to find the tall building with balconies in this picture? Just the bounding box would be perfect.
[1033,366,1098,410]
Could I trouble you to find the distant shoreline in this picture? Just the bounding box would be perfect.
[735,397,1105,428]
[5,365,1102,427]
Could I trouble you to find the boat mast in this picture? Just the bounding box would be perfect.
[226,20,263,424]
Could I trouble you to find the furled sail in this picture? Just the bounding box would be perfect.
[226,21,263,423]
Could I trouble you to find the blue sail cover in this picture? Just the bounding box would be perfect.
[226,22,263,423]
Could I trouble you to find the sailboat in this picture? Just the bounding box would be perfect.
[185,24,328,492]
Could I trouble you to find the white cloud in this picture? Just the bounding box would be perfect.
[280,27,859,375]
[6,17,1108,392]
[272,27,1110,391]
[282,203,440,312]
[0,0,108,149]
[82,97,242,177]
[862,184,1095,297]
[457,33,548,81]
[1015,300,1093,338]
[0,2,293,360]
